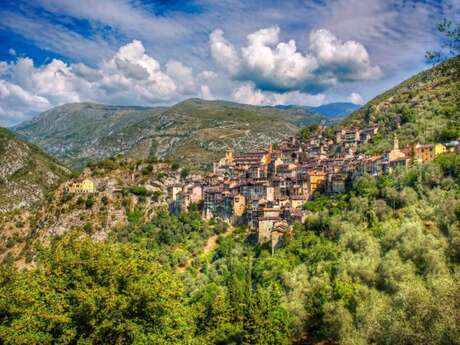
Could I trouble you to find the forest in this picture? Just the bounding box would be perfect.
[0,153,459,345]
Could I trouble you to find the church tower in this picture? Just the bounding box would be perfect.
[225,146,234,164]
[393,134,399,151]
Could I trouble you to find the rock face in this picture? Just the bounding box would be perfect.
[13,99,334,170]
[0,128,71,212]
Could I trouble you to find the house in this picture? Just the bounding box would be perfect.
[344,128,360,145]
[307,171,326,194]
[64,179,96,193]
[257,217,280,243]
[328,174,346,194]
[414,143,446,162]
[359,127,379,144]
[290,195,306,209]
[233,194,246,217]
[271,220,289,254]
[169,184,183,201]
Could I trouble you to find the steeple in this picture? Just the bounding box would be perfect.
[393,134,399,151]
[225,146,234,163]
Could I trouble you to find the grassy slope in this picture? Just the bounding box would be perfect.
[342,56,460,154]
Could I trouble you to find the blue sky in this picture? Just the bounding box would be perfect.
[0,0,458,126]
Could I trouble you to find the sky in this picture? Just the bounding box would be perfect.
[0,0,459,126]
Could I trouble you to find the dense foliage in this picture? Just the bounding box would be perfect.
[1,156,459,344]
[343,56,459,155]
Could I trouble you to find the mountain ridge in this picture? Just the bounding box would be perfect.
[13,98,335,170]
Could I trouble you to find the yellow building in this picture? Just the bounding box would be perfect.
[233,194,246,217]
[307,171,326,194]
[65,178,96,193]
[414,143,446,162]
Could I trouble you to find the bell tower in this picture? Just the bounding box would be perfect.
[393,134,399,151]
[225,146,234,163]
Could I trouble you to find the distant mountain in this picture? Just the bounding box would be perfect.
[0,127,71,212]
[13,99,333,170]
[273,102,360,118]
[343,55,460,154]
[311,102,361,117]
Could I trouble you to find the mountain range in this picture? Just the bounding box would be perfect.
[13,99,338,170]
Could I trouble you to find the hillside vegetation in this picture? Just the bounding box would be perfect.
[0,127,70,212]
[343,56,460,154]
[13,99,332,170]
[0,155,459,344]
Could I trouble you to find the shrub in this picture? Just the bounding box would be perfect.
[85,195,95,209]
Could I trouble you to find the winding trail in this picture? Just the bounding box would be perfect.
[177,226,234,272]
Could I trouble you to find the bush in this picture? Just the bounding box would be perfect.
[141,164,153,175]
[85,195,95,209]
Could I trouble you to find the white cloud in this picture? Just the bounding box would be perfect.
[200,85,214,100]
[0,79,50,124]
[99,40,177,103]
[166,61,196,95]
[8,48,16,56]
[210,26,381,94]
[348,92,365,105]
[35,0,186,41]
[232,82,325,107]
[232,83,270,105]
[209,29,241,75]
[0,40,205,126]
[0,11,114,64]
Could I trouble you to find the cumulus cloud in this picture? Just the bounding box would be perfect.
[348,92,365,105]
[0,40,205,126]
[232,82,325,106]
[209,29,241,75]
[210,26,381,94]
[0,79,50,124]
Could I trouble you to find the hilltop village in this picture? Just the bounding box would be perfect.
[63,125,458,250]
[167,125,455,245]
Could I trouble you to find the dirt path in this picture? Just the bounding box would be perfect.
[177,226,234,272]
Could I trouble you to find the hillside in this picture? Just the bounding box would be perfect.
[1,155,459,344]
[13,99,333,170]
[343,56,460,153]
[0,127,71,212]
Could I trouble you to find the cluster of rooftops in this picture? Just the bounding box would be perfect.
[168,125,458,249]
[63,124,458,251]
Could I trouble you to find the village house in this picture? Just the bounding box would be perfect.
[414,143,446,162]
[64,179,96,193]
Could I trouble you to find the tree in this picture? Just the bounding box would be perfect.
[180,168,190,180]
[0,234,197,344]
[426,19,460,63]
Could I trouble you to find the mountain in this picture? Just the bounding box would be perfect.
[0,127,71,212]
[343,56,460,153]
[13,98,333,170]
[311,102,361,117]
[274,102,360,117]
